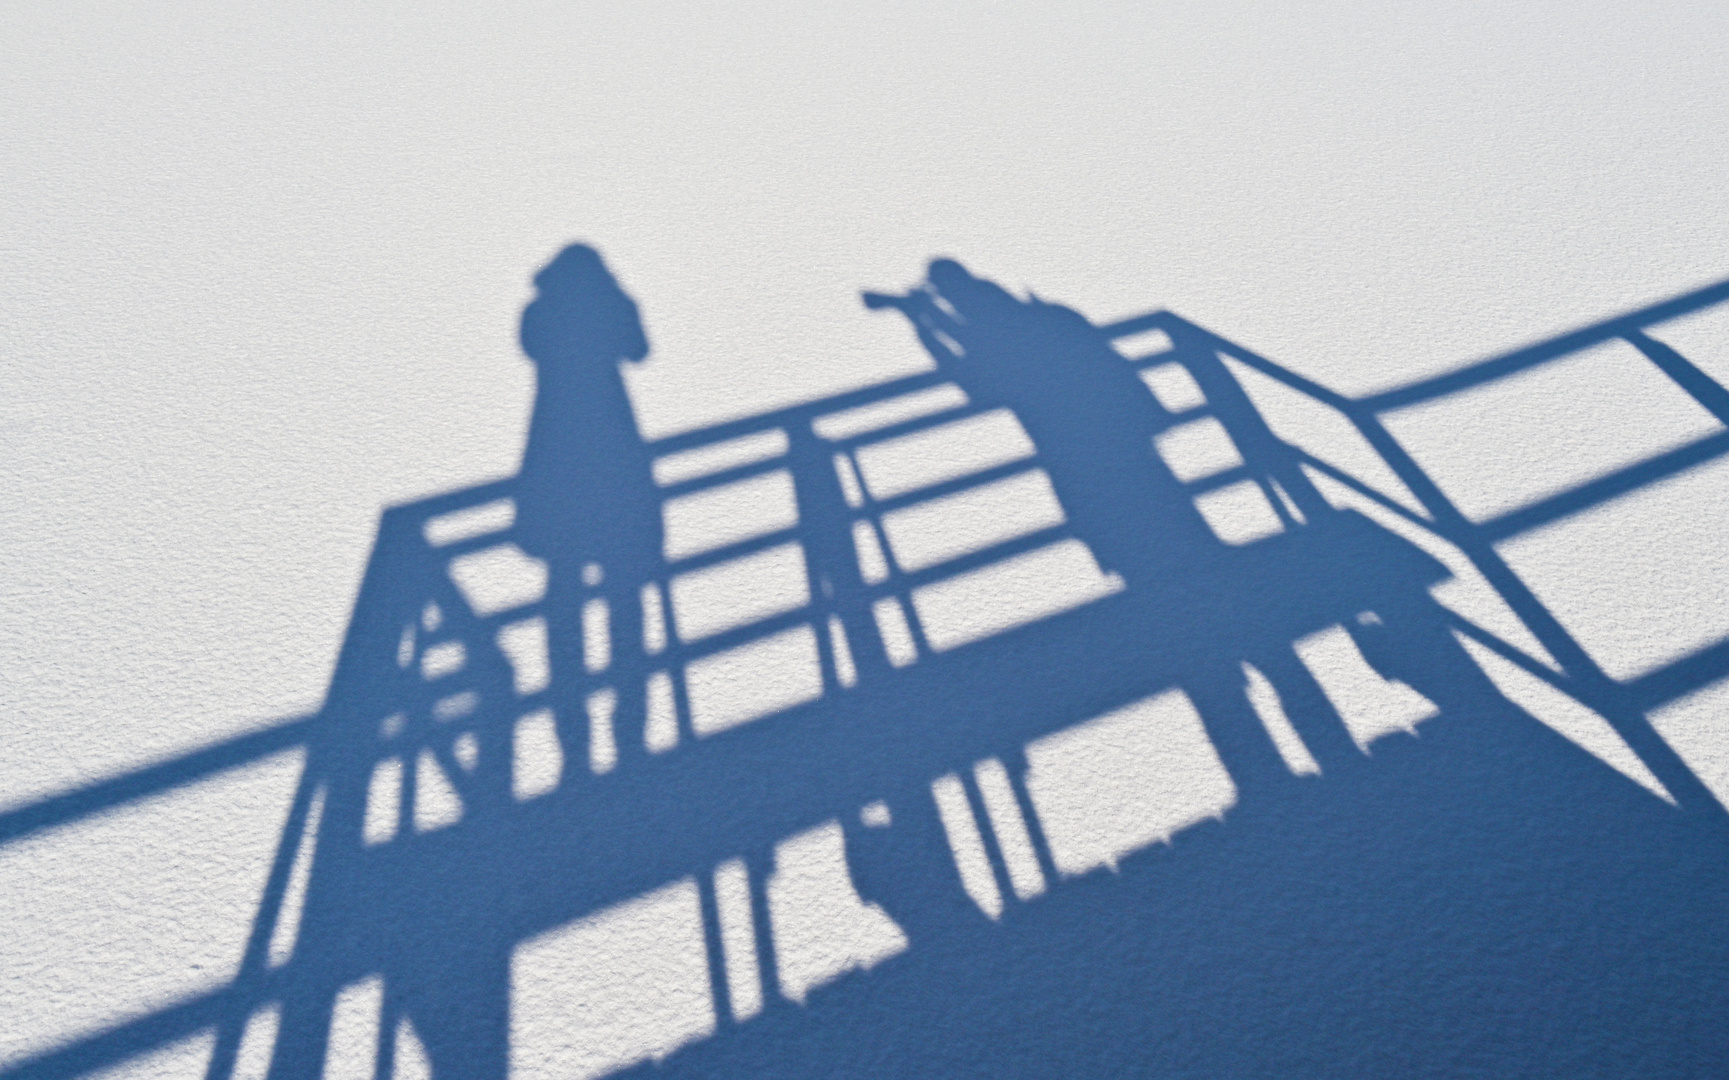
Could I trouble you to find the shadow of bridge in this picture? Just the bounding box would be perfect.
[8,253,1729,1079]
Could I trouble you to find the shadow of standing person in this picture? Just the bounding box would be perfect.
[516,244,663,769]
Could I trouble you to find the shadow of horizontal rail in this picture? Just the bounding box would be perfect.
[0,715,321,846]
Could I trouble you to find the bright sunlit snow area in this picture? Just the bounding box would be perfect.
[4,3,1729,1078]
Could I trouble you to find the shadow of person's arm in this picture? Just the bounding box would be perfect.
[862,288,987,388]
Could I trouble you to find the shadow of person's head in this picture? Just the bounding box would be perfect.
[520,243,650,367]
[927,257,1021,323]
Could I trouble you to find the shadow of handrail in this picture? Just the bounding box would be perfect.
[8,267,1729,1080]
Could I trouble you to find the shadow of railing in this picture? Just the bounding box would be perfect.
[6,269,1729,1080]
[1106,279,1729,813]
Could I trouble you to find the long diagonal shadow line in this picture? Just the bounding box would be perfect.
[1356,275,1729,410]
[0,717,321,846]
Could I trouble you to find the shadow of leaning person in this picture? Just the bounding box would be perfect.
[864,260,1305,795]
[862,259,1499,801]
[867,259,1217,591]
[516,244,666,767]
